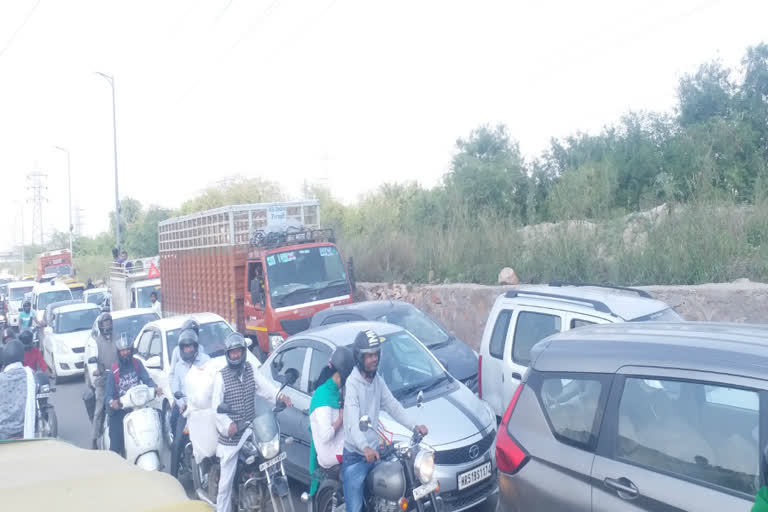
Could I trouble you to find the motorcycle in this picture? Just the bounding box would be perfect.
[172,391,195,484]
[98,384,163,471]
[302,415,442,512]
[191,368,299,512]
[34,371,57,438]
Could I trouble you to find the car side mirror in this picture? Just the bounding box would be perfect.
[359,415,372,432]
[283,368,300,386]
[217,403,233,415]
[145,355,162,369]
[87,356,98,365]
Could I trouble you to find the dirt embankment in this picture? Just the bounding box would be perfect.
[355,280,768,350]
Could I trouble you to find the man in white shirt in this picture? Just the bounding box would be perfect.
[212,333,291,512]
[150,292,162,318]
[0,340,36,440]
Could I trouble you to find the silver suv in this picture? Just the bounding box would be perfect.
[478,282,680,418]
[496,322,765,511]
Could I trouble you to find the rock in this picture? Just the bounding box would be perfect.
[498,267,519,285]
[733,278,751,284]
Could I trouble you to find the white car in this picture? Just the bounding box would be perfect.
[131,312,261,446]
[84,308,159,389]
[6,281,35,327]
[31,281,73,325]
[83,287,111,309]
[41,302,101,378]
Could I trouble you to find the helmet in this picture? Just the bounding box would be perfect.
[115,334,133,366]
[22,300,31,309]
[181,318,200,336]
[224,332,247,369]
[2,327,15,343]
[19,329,34,350]
[97,312,113,338]
[2,339,24,366]
[178,329,199,363]
[330,346,355,386]
[353,329,382,379]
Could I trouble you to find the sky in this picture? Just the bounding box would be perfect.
[1,0,767,252]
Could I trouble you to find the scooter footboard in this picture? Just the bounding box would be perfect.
[135,451,161,471]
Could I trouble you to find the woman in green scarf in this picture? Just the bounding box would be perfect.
[308,346,355,497]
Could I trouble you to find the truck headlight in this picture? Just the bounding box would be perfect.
[258,436,280,460]
[268,333,285,352]
[414,448,435,484]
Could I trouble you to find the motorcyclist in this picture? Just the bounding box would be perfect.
[212,333,292,512]
[19,328,49,375]
[168,318,206,437]
[169,328,210,479]
[91,313,117,449]
[0,340,36,439]
[18,301,36,330]
[308,346,354,497]
[104,333,162,456]
[342,330,429,512]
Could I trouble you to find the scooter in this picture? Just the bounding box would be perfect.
[34,371,57,438]
[99,384,163,471]
[191,368,299,512]
[302,415,442,512]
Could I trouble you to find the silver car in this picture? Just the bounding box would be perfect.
[259,321,499,511]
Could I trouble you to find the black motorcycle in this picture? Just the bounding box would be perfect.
[34,371,57,438]
[172,391,194,484]
[191,368,299,512]
[302,415,442,512]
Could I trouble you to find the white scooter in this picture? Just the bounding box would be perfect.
[99,384,163,471]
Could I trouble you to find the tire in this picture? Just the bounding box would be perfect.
[46,408,58,438]
[317,487,338,512]
[163,401,174,447]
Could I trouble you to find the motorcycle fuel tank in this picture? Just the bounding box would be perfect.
[365,460,406,503]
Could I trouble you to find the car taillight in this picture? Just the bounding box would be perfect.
[478,355,483,398]
[495,384,528,474]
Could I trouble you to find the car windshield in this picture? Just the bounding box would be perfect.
[38,290,73,310]
[135,285,161,308]
[10,286,34,301]
[113,313,158,345]
[70,287,84,300]
[252,396,279,443]
[56,308,101,334]
[45,264,72,276]
[631,307,683,322]
[353,330,448,399]
[86,292,107,305]
[377,307,450,347]
[266,246,349,308]
[166,321,234,358]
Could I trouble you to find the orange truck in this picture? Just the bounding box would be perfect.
[37,249,73,281]
[158,201,355,358]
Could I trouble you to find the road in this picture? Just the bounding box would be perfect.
[52,377,493,511]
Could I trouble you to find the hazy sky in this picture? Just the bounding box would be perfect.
[1,0,766,252]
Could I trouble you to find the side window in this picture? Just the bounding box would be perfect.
[323,314,364,325]
[136,330,154,358]
[271,346,308,393]
[513,311,562,366]
[571,319,596,329]
[148,331,162,359]
[308,347,332,393]
[488,309,513,360]
[617,377,759,496]
[538,374,605,449]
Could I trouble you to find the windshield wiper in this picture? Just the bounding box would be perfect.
[314,279,349,296]
[394,383,424,400]
[421,374,452,393]
[275,286,314,306]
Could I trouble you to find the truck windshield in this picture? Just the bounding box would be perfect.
[266,246,349,308]
[38,290,73,310]
[56,308,101,334]
[10,286,33,301]
[45,264,72,276]
[135,285,161,308]
[166,320,234,358]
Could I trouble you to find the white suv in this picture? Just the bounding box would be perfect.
[478,282,681,419]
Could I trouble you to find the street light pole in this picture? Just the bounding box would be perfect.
[95,72,120,252]
[54,146,73,257]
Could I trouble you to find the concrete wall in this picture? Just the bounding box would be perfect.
[356,280,768,351]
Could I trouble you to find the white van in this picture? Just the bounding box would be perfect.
[7,281,36,327]
[31,281,73,326]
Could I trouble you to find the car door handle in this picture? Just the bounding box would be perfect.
[604,477,639,500]
[511,372,522,380]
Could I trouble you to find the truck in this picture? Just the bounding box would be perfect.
[158,200,355,358]
[37,249,73,281]
[109,256,162,311]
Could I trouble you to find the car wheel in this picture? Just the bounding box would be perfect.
[163,401,174,447]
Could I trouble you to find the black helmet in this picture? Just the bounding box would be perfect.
[178,329,199,363]
[2,327,15,343]
[22,300,31,309]
[353,329,382,379]
[224,332,247,369]
[115,334,133,366]
[330,346,355,386]
[181,318,200,336]
[3,339,24,366]
[97,312,113,338]
[19,329,34,350]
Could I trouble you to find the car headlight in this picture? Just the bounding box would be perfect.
[55,341,70,355]
[258,436,280,460]
[414,448,435,484]
[268,333,285,351]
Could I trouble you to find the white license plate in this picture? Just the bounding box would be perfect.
[457,461,492,491]
[258,451,286,472]
[36,393,50,399]
[413,479,439,501]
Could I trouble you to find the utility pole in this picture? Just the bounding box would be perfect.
[96,72,121,251]
[26,170,47,247]
[55,147,73,256]
[20,206,25,275]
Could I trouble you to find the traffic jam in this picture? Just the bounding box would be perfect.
[2,201,765,512]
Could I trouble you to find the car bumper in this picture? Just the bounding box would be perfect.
[53,352,85,376]
[432,450,498,511]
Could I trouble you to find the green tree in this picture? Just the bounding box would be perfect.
[179,175,285,214]
[677,60,735,126]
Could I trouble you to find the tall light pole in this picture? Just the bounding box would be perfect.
[95,72,120,252]
[54,146,73,257]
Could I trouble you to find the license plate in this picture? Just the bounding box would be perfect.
[36,392,50,399]
[413,479,439,501]
[457,461,492,491]
[258,451,286,472]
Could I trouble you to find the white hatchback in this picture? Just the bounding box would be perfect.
[42,302,101,378]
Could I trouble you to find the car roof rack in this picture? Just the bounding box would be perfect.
[504,290,614,315]
[548,281,652,299]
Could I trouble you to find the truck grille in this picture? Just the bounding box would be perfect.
[280,317,311,336]
[434,432,495,465]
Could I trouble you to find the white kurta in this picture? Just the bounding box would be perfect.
[310,406,344,468]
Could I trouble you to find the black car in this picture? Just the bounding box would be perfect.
[310,300,479,392]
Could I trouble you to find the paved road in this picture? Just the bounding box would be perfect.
[52,377,493,511]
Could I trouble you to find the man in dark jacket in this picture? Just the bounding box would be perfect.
[91,313,117,449]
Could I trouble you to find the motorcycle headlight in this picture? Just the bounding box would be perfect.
[39,384,50,394]
[258,436,280,460]
[414,448,436,484]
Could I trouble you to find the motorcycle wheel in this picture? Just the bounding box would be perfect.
[317,488,338,512]
[46,408,58,438]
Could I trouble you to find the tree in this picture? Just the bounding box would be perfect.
[677,60,735,126]
[179,175,285,214]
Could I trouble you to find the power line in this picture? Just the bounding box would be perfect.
[26,169,48,247]
[0,0,42,59]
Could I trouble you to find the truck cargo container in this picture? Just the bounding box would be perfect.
[158,201,355,358]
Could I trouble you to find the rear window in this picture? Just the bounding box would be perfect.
[489,309,513,359]
[166,321,233,358]
[10,286,34,301]
[535,373,605,450]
